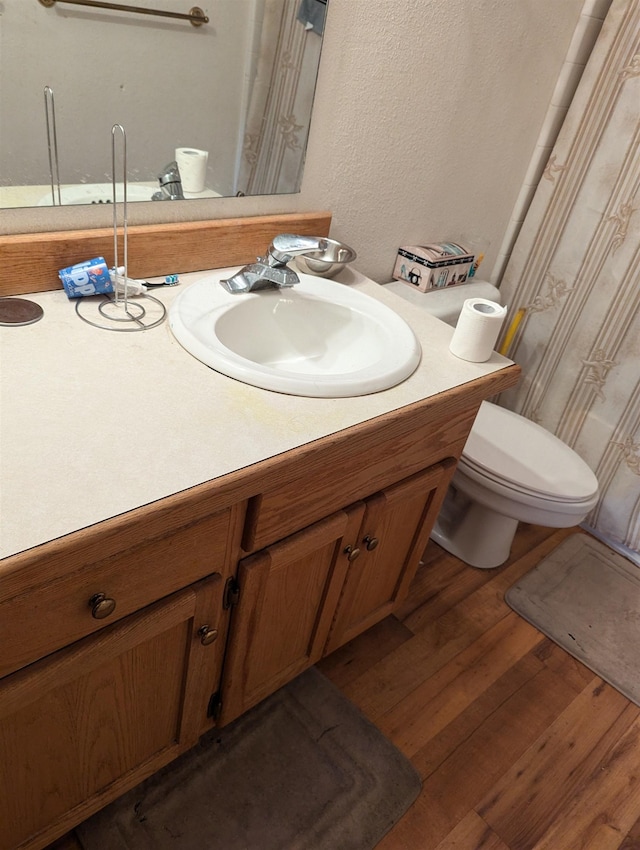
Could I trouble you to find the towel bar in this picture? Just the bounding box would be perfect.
[38,0,208,27]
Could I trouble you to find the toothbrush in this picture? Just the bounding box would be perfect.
[144,274,180,287]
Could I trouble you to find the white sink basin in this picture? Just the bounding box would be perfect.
[169,271,421,397]
[37,183,155,206]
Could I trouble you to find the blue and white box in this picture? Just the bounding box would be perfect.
[58,257,113,298]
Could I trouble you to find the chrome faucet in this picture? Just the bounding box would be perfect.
[220,234,327,294]
[152,161,185,201]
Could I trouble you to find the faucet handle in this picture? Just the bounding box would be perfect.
[267,234,327,265]
[153,161,184,201]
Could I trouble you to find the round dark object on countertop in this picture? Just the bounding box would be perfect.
[0,297,44,326]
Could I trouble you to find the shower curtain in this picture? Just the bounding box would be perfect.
[498,0,640,562]
[236,0,322,196]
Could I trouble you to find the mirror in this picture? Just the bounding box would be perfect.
[0,0,327,208]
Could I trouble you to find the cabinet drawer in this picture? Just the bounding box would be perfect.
[0,509,233,679]
[242,405,477,552]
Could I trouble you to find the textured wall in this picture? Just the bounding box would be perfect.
[498,0,640,561]
[303,0,586,281]
[2,0,584,284]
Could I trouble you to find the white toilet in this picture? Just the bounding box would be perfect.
[385,280,600,569]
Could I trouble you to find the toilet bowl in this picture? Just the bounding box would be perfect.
[384,280,600,569]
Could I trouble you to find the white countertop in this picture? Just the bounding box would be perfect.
[0,267,512,560]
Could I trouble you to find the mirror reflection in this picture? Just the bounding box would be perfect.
[0,0,327,208]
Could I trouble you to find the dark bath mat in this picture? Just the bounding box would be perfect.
[506,532,640,705]
[76,666,421,850]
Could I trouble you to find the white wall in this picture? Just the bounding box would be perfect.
[2,0,586,283]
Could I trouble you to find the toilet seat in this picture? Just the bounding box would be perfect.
[456,459,599,521]
[459,456,597,506]
[461,401,599,503]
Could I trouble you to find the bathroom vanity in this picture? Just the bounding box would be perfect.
[0,214,519,850]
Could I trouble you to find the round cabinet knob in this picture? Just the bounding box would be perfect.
[198,625,219,646]
[88,592,116,620]
[343,545,361,562]
[363,535,379,551]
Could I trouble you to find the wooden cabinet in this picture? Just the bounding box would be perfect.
[219,459,456,725]
[0,450,452,848]
[218,506,364,724]
[0,575,224,850]
[0,508,237,680]
[0,361,521,850]
[325,460,455,654]
[0,499,242,850]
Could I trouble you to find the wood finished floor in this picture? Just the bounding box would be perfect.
[319,524,640,850]
[50,524,640,850]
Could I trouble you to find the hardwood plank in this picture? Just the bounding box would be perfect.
[529,713,640,850]
[533,635,598,692]
[398,525,574,635]
[412,649,546,779]
[433,811,509,850]
[338,604,508,724]
[336,532,556,722]
[373,787,457,850]
[414,665,601,831]
[46,837,82,850]
[393,545,490,631]
[479,680,640,850]
[316,615,414,690]
[338,548,548,724]
[619,813,640,849]
[379,612,544,757]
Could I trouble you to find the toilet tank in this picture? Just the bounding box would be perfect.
[384,280,501,326]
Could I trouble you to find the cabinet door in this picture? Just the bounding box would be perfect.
[0,574,223,850]
[325,460,455,654]
[218,505,365,725]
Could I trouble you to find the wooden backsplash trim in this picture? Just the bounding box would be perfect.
[0,212,332,296]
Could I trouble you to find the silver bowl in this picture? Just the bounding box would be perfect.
[294,238,357,279]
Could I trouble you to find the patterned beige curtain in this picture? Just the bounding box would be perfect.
[498,0,640,561]
[236,0,322,196]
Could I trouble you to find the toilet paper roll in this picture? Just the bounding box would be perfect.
[449,297,507,362]
[175,147,208,193]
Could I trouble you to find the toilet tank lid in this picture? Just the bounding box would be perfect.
[464,402,599,500]
[384,280,500,322]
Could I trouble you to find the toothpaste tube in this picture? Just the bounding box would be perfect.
[58,256,113,298]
